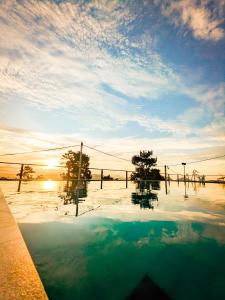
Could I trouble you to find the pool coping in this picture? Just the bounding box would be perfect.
[0,188,48,300]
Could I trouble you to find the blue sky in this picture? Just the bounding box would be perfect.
[0,0,224,174]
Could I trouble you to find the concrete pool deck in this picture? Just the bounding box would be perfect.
[0,189,48,300]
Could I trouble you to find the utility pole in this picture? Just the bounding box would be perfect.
[75,141,83,215]
[77,141,83,189]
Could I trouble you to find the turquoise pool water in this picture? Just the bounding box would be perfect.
[2,181,225,299]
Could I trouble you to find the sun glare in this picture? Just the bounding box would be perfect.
[47,159,58,169]
[43,180,57,191]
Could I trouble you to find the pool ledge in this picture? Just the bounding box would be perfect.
[0,189,48,300]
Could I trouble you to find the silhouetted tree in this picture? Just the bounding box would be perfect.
[36,175,46,180]
[60,150,92,180]
[17,165,35,180]
[130,150,163,181]
[103,174,114,180]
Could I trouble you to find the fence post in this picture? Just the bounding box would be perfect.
[164,165,168,194]
[17,164,24,192]
[100,169,103,189]
[126,171,128,188]
[177,174,179,184]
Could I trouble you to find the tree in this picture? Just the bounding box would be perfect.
[17,165,35,180]
[36,175,46,180]
[103,174,114,180]
[60,150,92,180]
[130,150,164,181]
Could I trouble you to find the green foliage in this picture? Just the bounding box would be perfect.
[60,150,92,180]
[130,150,163,181]
[17,165,35,180]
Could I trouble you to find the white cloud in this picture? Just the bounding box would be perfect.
[0,126,224,176]
[157,0,225,41]
[0,0,224,173]
[0,0,181,133]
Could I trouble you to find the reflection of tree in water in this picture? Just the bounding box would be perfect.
[131,181,159,210]
[137,180,160,191]
[59,180,87,205]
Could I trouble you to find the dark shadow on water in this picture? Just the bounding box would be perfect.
[127,275,173,300]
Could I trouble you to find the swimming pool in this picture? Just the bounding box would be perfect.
[2,181,225,300]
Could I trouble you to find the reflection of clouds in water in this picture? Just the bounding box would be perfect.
[202,224,225,244]
[136,237,150,248]
[19,219,225,300]
[161,223,199,244]
[134,221,225,249]
[2,181,225,228]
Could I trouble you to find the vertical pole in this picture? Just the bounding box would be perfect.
[77,141,83,189]
[177,174,179,183]
[75,142,83,214]
[75,201,79,217]
[164,165,168,194]
[126,171,128,188]
[182,163,186,183]
[17,164,24,192]
[164,165,167,182]
[100,169,103,189]
[182,162,188,198]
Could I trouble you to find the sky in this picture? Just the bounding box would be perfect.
[0,0,225,176]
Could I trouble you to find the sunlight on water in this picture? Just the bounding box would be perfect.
[1,180,225,300]
[43,180,57,191]
[0,181,225,226]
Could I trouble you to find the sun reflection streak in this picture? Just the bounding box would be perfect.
[43,180,57,191]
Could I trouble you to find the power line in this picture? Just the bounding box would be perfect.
[0,141,224,170]
[0,161,134,172]
[0,160,223,176]
[0,144,80,157]
[84,144,131,162]
[165,154,225,167]
[185,154,225,165]
[167,167,177,174]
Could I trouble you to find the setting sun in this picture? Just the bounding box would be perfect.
[46,159,58,169]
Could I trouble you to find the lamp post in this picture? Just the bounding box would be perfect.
[182,162,186,183]
[182,162,188,198]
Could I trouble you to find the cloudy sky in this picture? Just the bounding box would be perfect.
[0,0,225,175]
